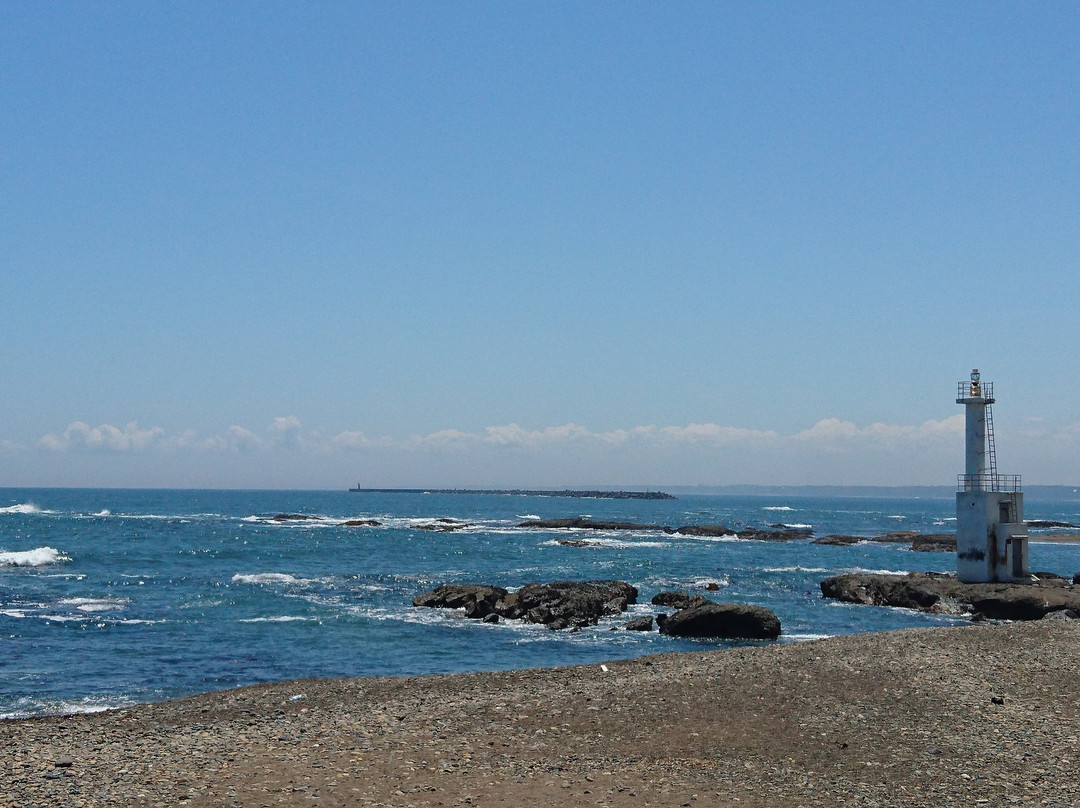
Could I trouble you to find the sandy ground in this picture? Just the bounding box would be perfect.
[3,619,1079,807]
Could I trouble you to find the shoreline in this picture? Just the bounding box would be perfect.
[4,620,1079,807]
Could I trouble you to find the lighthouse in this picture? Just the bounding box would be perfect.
[955,369,1029,582]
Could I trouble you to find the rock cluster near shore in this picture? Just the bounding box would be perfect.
[413,582,782,639]
[821,571,1080,620]
[413,581,638,630]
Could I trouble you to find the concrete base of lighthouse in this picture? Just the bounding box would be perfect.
[955,490,1029,583]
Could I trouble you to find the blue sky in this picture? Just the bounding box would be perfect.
[2,2,1078,488]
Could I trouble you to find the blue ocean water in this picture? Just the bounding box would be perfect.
[3,488,1080,719]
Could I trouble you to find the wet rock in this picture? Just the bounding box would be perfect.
[651,591,710,610]
[675,525,735,537]
[736,527,813,542]
[812,534,864,546]
[414,580,638,629]
[342,519,381,527]
[517,518,667,531]
[412,584,508,612]
[911,534,957,553]
[624,616,654,631]
[821,572,1080,620]
[658,602,781,640]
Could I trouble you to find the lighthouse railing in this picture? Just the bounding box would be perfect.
[957,473,1021,493]
[957,380,994,400]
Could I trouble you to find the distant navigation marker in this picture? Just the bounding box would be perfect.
[955,369,1029,582]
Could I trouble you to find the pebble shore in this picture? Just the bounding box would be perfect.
[3,620,1078,807]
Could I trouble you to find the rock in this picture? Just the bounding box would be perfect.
[735,527,813,542]
[675,525,735,537]
[1027,520,1080,528]
[1041,609,1077,622]
[413,580,638,629]
[812,534,864,546]
[651,591,710,610]
[1074,572,1080,585]
[870,531,919,544]
[556,539,592,547]
[517,518,667,531]
[658,602,781,640]
[412,584,509,613]
[482,613,500,624]
[911,534,957,552]
[515,580,639,628]
[342,519,381,527]
[821,572,1080,620]
[271,513,317,522]
[623,616,654,631]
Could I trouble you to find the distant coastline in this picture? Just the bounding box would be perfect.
[347,487,676,500]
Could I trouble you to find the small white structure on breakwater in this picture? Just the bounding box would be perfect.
[955,369,1029,582]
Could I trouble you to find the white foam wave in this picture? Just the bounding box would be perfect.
[94,509,111,517]
[782,633,834,642]
[847,567,913,576]
[0,547,69,567]
[517,514,541,521]
[0,502,49,515]
[887,515,907,520]
[762,506,794,512]
[781,523,813,529]
[58,597,127,613]
[231,572,326,586]
[2,609,27,618]
[762,566,830,574]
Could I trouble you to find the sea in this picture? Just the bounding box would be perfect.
[3,487,1080,720]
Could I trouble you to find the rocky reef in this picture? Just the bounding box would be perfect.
[413,580,638,630]
[820,571,1080,620]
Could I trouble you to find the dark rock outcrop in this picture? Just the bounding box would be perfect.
[911,534,957,553]
[517,518,668,532]
[812,534,864,546]
[821,572,1080,620]
[651,591,710,610]
[657,602,781,640]
[675,525,736,537]
[412,584,508,612]
[624,616,654,631]
[413,580,638,630]
[735,527,813,542]
[342,519,381,527]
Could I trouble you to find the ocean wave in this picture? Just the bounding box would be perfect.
[230,572,328,586]
[762,506,795,512]
[781,523,813,529]
[762,566,830,574]
[0,502,50,515]
[1,695,135,720]
[58,597,127,613]
[0,547,70,567]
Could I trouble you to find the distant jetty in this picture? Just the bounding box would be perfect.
[348,487,676,500]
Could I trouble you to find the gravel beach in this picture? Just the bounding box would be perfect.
[4,620,1078,807]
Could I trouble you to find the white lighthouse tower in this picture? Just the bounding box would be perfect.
[955,369,1029,582]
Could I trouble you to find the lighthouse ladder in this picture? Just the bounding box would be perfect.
[985,401,998,487]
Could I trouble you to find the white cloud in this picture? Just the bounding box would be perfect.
[270,416,301,434]
[39,421,166,452]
